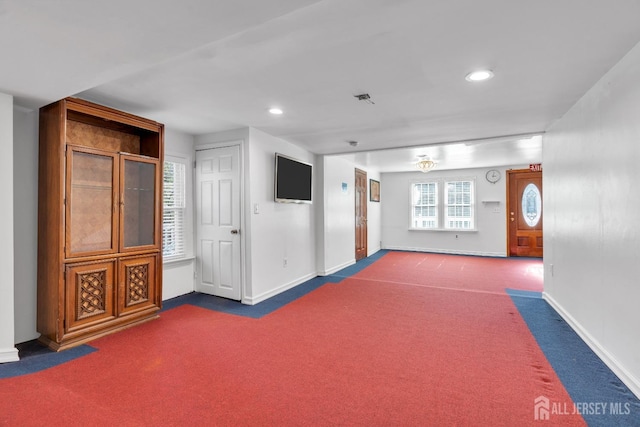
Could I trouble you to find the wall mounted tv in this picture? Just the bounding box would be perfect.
[275,153,312,204]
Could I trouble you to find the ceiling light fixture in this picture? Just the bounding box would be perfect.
[348,140,359,147]
[416,155,437,173]
[269,107,283,115]
[465,70,494,82]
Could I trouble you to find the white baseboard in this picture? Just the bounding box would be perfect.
[242,272,317,306]
[383,245,506,258]
[0,347,19,364]
[318,259,356,276]
[543,292,640,400]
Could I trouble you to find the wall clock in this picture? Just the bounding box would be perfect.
[485,169,501,184]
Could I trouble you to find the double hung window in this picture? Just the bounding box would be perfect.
[162,159,186,259]
[411,178,475,230]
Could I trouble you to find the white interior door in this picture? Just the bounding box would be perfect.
[195,145,241,300]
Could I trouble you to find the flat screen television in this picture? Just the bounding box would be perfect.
[275,153,312,204]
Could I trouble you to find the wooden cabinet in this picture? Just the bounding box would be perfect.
[37,98,163,351]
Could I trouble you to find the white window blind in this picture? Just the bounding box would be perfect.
[409,178,476,231]
[163,160,186,259]
[445,180,474,230]
[411,182,438,229]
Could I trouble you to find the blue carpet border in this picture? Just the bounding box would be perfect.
[0,344,96,379]
[1,250,390,378]
[162,249,390,318]
[5,247,639,426]
[507,289,640,426]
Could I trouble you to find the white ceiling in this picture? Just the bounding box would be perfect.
[3,0,640,172]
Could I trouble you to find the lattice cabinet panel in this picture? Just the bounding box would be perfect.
[65,260,116,333]
[118,255,158,316]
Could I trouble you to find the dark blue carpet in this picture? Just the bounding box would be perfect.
[0,344,96,379]
[162,275,337,319]
[507,289,640,426]
[162,249,390,318]
[5,247,640,425]
[2,250,390,378]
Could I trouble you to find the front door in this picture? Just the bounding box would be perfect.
[507,169,543,257]
[355,169,368,261]
[195,145,242,300]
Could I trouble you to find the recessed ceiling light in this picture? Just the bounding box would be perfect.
[269,107,283,115]
[465,70,494,82]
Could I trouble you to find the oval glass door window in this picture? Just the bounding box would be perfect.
[522,183,541,227]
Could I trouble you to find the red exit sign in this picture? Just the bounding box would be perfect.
[530,163,542,172]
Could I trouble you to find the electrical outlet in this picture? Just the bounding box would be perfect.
[283,258,288,268]
[455,234,459,239]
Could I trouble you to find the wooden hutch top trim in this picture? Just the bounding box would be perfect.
[63,97,163,133]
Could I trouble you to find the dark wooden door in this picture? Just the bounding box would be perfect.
[507,169,543,257]
[355,169,368,261]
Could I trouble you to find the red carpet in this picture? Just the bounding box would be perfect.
[353,251,544,294]
[0,252,584,426]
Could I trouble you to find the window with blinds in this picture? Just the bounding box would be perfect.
[163,160,186,259]
[445,180,474,230]
[410,178,475,231]
[411,182,438,229]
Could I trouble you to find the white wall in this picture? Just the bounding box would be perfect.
[13,106,39,344]
[246,128,316,303]
[1,93,19,362]
[162,129,196,300]
[318,156,381,275]
[195,128,317,304]
[319,156,356,274]
[367,169,382,256]
[544,40,640,396]
[381,166,516,256]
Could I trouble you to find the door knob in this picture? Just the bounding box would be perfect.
[231,229,240,234]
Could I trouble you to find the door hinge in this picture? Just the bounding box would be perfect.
[193,160,197,169]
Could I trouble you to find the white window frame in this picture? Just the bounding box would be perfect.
[444,179,475,230]
[410,177,476,231]
[411,181,439,229]
[163,156,188,260]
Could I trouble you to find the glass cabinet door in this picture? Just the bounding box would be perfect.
[66,147,118,258]
[120,155,159,251]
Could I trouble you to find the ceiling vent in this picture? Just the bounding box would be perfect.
[354,93,375,104]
